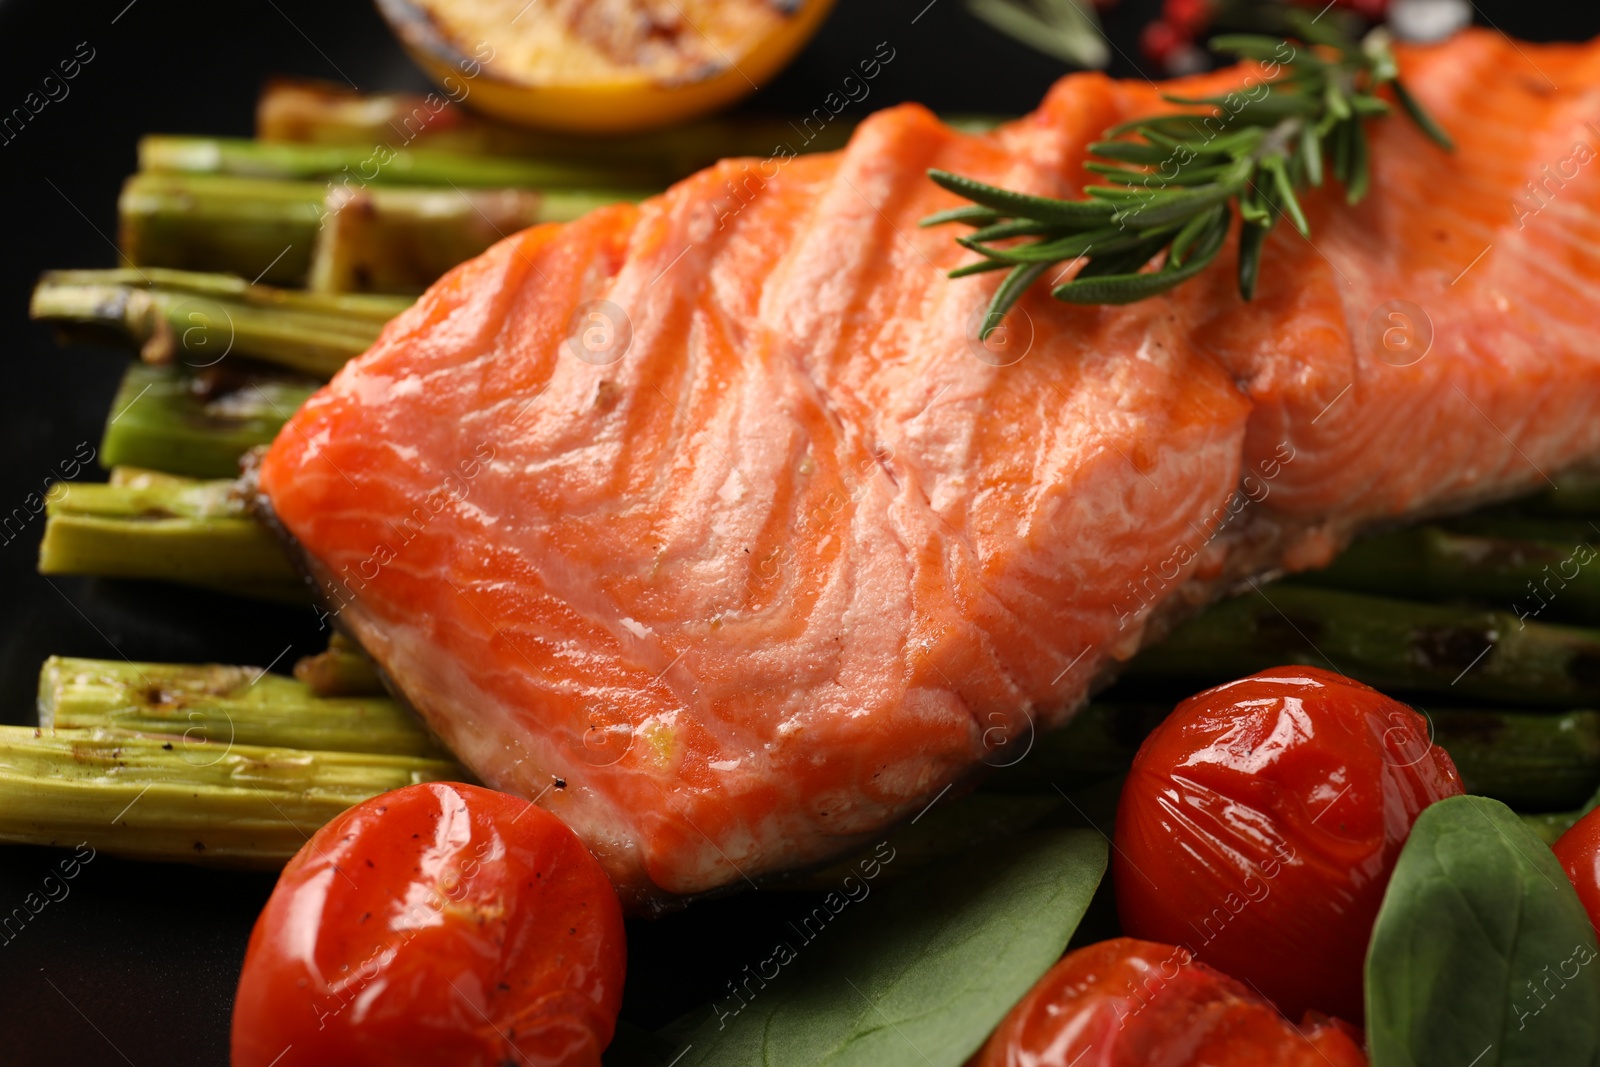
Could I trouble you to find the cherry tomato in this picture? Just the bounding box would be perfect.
[231,782,626,1067]
[1341,0,1391,20]
[1162,0,1211,35]
[1140,20,1187,67]
[1554,806,1600,934]
[1113,666,1462,1022]
[970,937,1368,1067]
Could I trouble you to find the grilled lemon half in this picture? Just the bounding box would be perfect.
[376,0,837,133]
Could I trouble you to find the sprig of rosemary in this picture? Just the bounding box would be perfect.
[922,13,1453,337]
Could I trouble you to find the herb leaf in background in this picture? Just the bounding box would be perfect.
[965,0,1111,70]
[1366,795,1600,1067]
[665,829,1107,1067]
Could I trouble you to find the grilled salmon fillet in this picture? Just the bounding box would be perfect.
[259,30,1600,907]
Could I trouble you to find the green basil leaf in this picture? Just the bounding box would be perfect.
[1366,795,1600,1067]
[783,792,1065,891]
[669,828,1107,1067]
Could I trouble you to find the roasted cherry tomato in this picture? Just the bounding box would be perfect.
[231,782,626,1067]
[1554,806,1600,934]
[970,937,1368,1067]
[1113,666,1462,1022]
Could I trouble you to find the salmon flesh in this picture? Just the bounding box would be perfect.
[259,31,1600,907]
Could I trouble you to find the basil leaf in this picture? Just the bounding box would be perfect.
[669,828,1107,1067]
[1366,795,1600,1067]
[786,792,1065,891]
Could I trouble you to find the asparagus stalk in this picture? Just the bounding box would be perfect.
[1127,585,1600,708]
[1293,525,1600,625]
[1445,514,1600,548]
[119,172,325,286]
[98,362,316,479]
[1518,471,1600,518]
[1522,785,1600,845]
[255,78,859,175]
[0,725,459,867]
[32,268,407,377]
[108,466,194,488]
[305,185,624,294]
[44,477,244,519]
[141,135,650,190]
[38,475,300,600]
[985,701,1600,812]
[293,633,387,698]
[120,172,640,291]
[40,656,443,758]
[1432,709,1600,811]
[35,267,404,321]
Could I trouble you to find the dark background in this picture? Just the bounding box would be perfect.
[0,1,1597,1063]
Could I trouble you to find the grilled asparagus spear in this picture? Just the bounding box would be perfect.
[95,363,315,480]
[119,172,641,291]
[1130,585,1600,708]
[0,726,458,867]
[140,134,641,190]
[38,475,299,600]
[986,700,1600,812]
[32,267,406,377]
[39,655,442,758]
[1293,525,1600,624]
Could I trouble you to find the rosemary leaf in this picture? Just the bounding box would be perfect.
[949,258,1016,279]
[1347,119,1372,203]
[965,218,1069,243]
[1169,206,1224,267]
[963,225,1137,265]
[1286,8,1360,51]
[1237,220,1272,300]
[1265,158,1310,237]
[1351,95,1394,118]
[1054,219,1227,305]
[1332,117,1354,185]
[1086,141,1176,165]
[1112,183,1237,230]
[965,0,1110,70]
[1209,35,1297,61]
[1392,79,1456,151]
[1301,124,1324,187]
[918,205,1003,228]
[1072,234,1175,281]
[1325,84,1354,123]
[980,261,1051,339]
[923,20,1452,321]
[928,170,1118,227]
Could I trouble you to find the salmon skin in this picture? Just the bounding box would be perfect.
[259,30,1600,909]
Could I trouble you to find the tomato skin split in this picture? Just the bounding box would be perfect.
[231,781,626,1067]
[1113,666,1462,1022]
[969,937,1368,1067]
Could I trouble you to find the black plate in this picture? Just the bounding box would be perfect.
[0,1,1595,1063]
